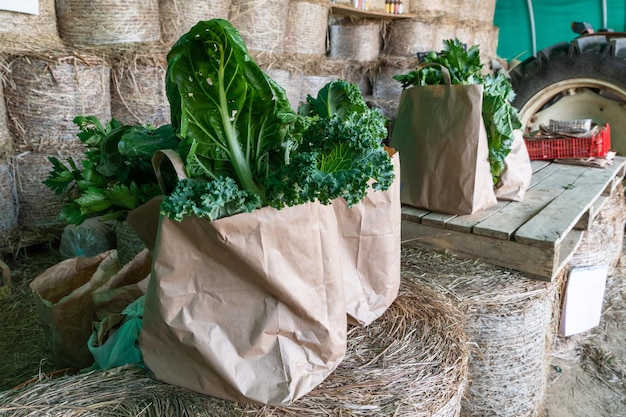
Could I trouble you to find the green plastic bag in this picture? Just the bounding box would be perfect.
[88,295,145,370]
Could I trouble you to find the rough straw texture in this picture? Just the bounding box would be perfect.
[55,0,161,46]
[0,280,469,417]
[2,55,111,152]
[0,161,19,253]
[10,152,77,244]
[229,0,290,53]
[283,1,329,56]
[0,79,12,158]
[0,0,61,53]
[159,0,232,45]
[110,48,170,127]
[401,246,563,417]
[329,21,382,62]
[569,182,625,273]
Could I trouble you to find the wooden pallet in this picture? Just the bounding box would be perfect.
[401,156,626,281]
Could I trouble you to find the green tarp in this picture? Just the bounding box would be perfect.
[494,0,626,61]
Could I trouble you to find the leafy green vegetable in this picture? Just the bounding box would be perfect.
[265,80,395,207]
[393,39,522,184]
[165,19,298,201]
[161,177,262,222]
[159,20,394,221]
[44,116,179,224]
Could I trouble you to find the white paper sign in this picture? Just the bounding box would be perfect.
[0,0,39,15]
[559,264,609,337]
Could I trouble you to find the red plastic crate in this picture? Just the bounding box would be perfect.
[524,124,611,160]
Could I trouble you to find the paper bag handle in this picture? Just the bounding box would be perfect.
[415,62,452,85]
[151,149,188,194]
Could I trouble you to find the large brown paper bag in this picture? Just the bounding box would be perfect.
[390,63,497,215]
[30,250,116,369]
[141,201,347,405]
[92,248,152,321]
[494,130,532,202]
[333,148,401,326]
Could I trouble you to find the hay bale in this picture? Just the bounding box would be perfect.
[570,182,626,273]
[0,161,19,253]
[300,74,337,104]
[3,55,111,151]
[385,18,459,57]
[110,49,170,127]
[0,0,61,54]
[402,246,563,417]
[329,20,382,62]
[264,68,303,111]
[0,81,12,158]
[373,55,418,103]
[55,0,161,46]
[283,1,329,56]
[158,0,232,45]
[11,151,81,245]
[229,0,290,53]
[0,280,469,416]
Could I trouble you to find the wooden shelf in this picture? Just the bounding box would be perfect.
[330,4,414,20]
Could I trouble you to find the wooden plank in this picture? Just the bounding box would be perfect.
[472,163,587,240]
[401,220,559,280]
[575,195,609,230]
[401,206,430,223]
[421,212,457,228]
[515,158,626,247]
[446,159,568,233]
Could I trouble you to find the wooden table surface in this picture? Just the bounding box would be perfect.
[401,156,626,281]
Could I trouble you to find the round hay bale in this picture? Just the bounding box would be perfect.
[406,0,450,17]
[329,20,381,62]
[0,161,19,253]
[11,150,83,244]
[373,55,418,103]
[402,246,563,417]
[55,0,161,46]
[570,182,626,273]
[229,0,290,53]
[385,18,457,57]
[264,68,303,111]
[114,220,147,266]
[283,1,329,56]
[457,0,497,24]
[300,74,337,104]
[158,0,232,45]
[110,49,170,127]
[3,55,111,152]
[0,279,469,416]
[0,0,61,53]
[0,80,13,158]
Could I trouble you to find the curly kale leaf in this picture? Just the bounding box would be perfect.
[161,177,262,222]
[266,81,395,208]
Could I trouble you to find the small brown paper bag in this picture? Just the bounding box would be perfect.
[30,250,116,369]
[494,130,532,202]
[333,148,401,326]
[390,63,497,215]
[141,201,347,405]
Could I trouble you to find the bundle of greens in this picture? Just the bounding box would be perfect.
[393,39,521,184]
[161,19,394,221]
[44,116,180,225]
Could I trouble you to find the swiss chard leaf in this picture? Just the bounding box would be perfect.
[166,19,297,201]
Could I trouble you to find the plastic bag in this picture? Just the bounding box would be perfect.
[60,217,116,259]
[88,295,145,370]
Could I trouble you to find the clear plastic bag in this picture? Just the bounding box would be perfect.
[60,217,116,259]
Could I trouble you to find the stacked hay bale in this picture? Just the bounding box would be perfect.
[55,0,161,46]
[159,0,232,46]
[402,246,563,417]
[0,279,470,417]
[376,0,499,118]
[110,46,170,127]
[0,0,62,54]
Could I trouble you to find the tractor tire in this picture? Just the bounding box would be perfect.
[509,35,626,155]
